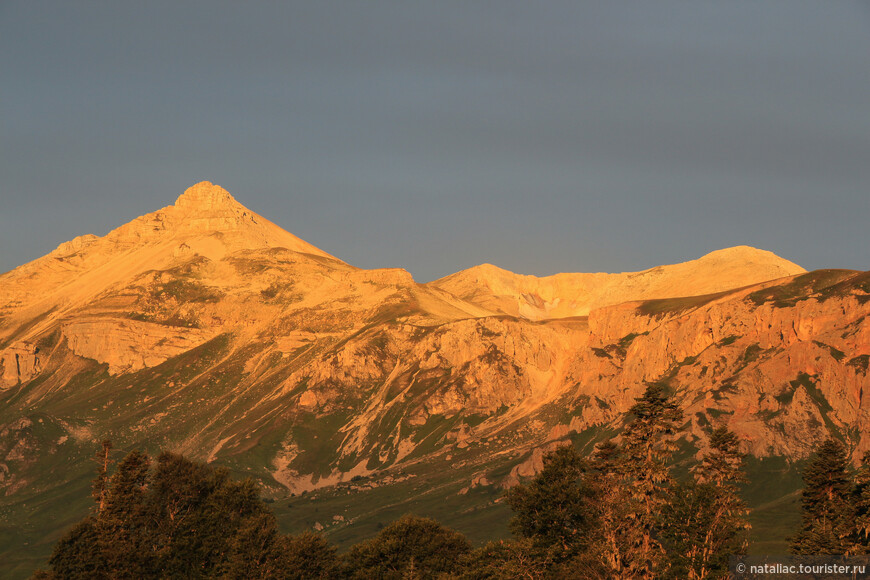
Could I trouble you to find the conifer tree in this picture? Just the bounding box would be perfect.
[618,383,685,578]
[662,426,750,579]
[790,438,854,555]
[587,438,638,577]
[695,426,747,488]
[850,451,870,554]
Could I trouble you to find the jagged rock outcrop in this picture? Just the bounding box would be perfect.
[0,342,41,388]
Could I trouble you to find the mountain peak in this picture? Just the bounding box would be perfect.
[174,181,239,211]
[694,245,805,274]
[30,182,338,269]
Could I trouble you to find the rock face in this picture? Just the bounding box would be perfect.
[62,318,217,374]
[0,182,867,573]
[582,272,870,459]
[0,342,41,388]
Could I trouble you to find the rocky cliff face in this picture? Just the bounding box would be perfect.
[0,182,867,570]
[61,318,218,375]
[0,342,41,388]
[582,272,870,458]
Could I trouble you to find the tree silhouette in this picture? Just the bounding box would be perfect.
[342,514,470,579]
[790,438,854,555]
[36,446,338,579]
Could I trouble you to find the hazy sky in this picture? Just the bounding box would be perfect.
[2,2,868,281]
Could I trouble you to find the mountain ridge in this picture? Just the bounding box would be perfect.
[0,182,867,578]
[430,245,806,320]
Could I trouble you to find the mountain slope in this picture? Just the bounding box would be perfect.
[0,182,340,346]
[0,182,867,578]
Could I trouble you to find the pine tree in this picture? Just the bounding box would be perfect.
[587,438,639,577]
[790,438,854,555]
[619,383,685,578]
[695,426,747,488]
[662,426,750,579]
[851,451,870,554]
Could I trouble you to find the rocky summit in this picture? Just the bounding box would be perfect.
[1,182,868,576]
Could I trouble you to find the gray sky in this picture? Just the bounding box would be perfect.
[2,1,868,282]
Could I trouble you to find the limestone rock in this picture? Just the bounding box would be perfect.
[0,342,41,388]
[62,318,216,374]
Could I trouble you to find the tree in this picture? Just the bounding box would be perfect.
[853,451,870,554]
[98,450,152,576]
[145,451,274,576]
[91,439,113,512]
[790,438,854,555]
[586,438,642,577]
[272,532,339,580]
[506,445,597,560]
[662,426,750,579]
[460,538,554,579]
[617,383,685,578]
[503,385,688,577]
[343,514,471,579]
[694,427,746,487]
[38,445,338,579]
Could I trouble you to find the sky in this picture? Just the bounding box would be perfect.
[1,1,868,282]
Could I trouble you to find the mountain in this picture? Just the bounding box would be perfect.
[429,246,806,319]
[1,182,868,577]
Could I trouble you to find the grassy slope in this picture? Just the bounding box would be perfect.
[0,415,805,579]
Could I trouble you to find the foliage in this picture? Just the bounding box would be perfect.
[61,402,870,579]
[697,428,750,565]
[853,452,870,554]
[342,514,471,579]
[459,538,554,579]
[616,383,685,578]
[35,448,338,579]
[272,533,339,580]
[505,446,596,559]
[662,427,750,579]
[789,438,854,555]
[501,388,753,579]
[502,384,694,578]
